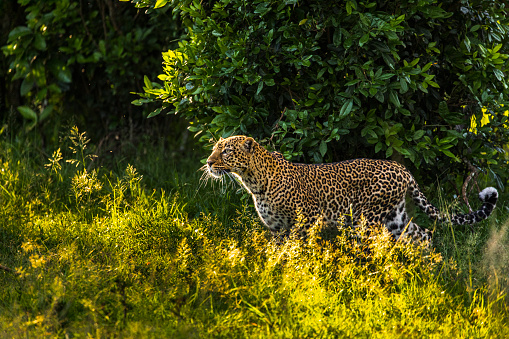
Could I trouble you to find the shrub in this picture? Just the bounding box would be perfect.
[133,0,509,193]
[2,0,181,143]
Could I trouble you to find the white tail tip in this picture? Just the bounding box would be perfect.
[479,187,498,201]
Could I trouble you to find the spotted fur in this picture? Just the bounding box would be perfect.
[206,136,498,242]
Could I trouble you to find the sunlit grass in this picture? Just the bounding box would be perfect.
[0,129,508,338]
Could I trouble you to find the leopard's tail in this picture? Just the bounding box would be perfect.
[410,180,498,225]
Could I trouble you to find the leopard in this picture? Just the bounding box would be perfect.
[205,135,499,242]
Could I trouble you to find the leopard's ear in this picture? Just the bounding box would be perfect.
[212,137,224,147]
[242,137,256,153]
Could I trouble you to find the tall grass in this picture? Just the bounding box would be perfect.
[0,128,508,338]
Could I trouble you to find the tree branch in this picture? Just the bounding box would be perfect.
[462,160,480,214]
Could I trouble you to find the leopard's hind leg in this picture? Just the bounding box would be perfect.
[384,199,432,242]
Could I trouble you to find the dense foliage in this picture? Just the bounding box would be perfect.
[134,0,509,194]
[1,0,181,143]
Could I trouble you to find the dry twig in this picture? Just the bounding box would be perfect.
[461,160,482,232]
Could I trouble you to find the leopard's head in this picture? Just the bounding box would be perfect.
[206,136,257,178]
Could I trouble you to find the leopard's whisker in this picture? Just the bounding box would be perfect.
[195,164,217,198]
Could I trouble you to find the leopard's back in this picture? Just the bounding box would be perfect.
[263,158,414,230]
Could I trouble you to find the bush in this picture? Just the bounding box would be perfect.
[1,0,181,143]
[133,0,509,193]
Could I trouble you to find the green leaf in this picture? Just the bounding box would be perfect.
[319,140,327,157]
[463,37,471,52]
[426,80,440,88]
[20,78,34,96]
[34,34,47,50]
[254,3,270,15]
[470,24,481,32]
[7,26,31,41]
[17,106,37,121]
[346,1,353,15]
[264,78,275,86]
[39,105,54,122]
[438,101,449,116]
[345,79,360,86]
[339,99,354,119]
[378,73,395,80]
[57,67,72,83]
[389,91,400,107]
[98,40,106,56]
[413,130,425,140]
[333,28,342,46]
[147,107,163,118]
[399,78,408,93]
[421,62,432,73]
[256,82,264,95]
[211,114,227,124]
[408,58,420,67]
[438,136,457,145]
[359,33,370,47]
[442,150,456,159]
[144,75,153,89]
[386,146,393,157]
[420,6,450,19]
[154,0,168,9]
[494,68,504,81]
[385,30,398,41]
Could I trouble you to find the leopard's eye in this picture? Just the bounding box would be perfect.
[221,148,231,155]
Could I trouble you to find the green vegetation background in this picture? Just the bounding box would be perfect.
[1,0,509,337]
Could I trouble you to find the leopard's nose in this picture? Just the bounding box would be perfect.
[207,160,214,167]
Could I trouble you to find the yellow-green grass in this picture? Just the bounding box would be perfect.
[0,131,508,338]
